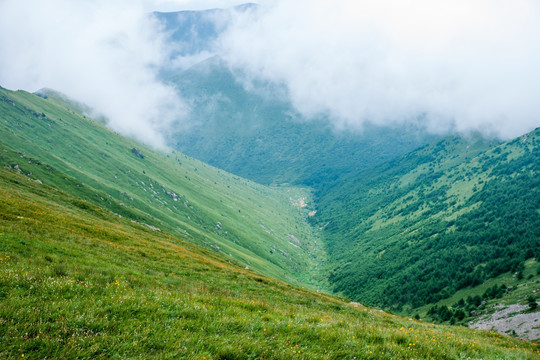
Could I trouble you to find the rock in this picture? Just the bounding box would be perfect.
[144,224,161,232]
[287,234,301,245]
[131,148,144,159]
[469,303,540,341]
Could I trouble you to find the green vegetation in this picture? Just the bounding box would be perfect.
[169,58,539,325]
[0,86,324,288]
[527,296,538,311]
[413,258,539,327]
[427,289,507,325]
[315,131,540,312]
[1,166,539,359]
[1,83,539,356]
[171,57,437,186]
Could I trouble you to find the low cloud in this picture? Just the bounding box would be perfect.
[219,0,540,138]
[2,0,539,145]
[0,0,186,149]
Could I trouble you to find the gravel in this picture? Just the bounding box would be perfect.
[469,302,540,341]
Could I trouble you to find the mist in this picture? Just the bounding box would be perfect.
[0,0,186,149]
[2,1,539,146]
[219,0,540,139]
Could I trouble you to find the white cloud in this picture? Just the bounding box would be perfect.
[145,0,254,11]
[0,0,186,149]
[219,0,540,138]
[2,0,538,146]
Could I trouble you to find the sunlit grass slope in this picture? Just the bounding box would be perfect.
[0,167,538,359]
[0,86,324,287]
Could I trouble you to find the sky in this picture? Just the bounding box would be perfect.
[0,0,539,148]
[143,0,253,11]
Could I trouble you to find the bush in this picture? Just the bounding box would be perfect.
[527,296,538,311]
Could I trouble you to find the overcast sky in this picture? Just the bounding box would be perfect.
[1,0,539,148]
[143,0,256,11]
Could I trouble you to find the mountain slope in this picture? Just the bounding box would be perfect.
[170,56,438,186]
[154,4,256,56]
[314,130,540,311]
[0,86,324,287]
[1,166,538,359]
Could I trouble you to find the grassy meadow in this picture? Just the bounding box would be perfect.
[0,87,325,288]
[1,167,539,359]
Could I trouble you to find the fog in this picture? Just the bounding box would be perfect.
[0,0,186,149]
[219,0,540,138]
[1,0,539,147]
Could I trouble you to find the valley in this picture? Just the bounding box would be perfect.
[0,2,539,358]
[170,56,438,186]
[162,11,540,339]
[0,87,538,359]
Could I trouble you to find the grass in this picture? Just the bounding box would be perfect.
[0,86,325,288]
[1,167,539,359]
[1,86,540,358]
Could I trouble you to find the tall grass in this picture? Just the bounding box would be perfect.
[0,168,538,359]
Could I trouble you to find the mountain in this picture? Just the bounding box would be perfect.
[153,3,257,78]
[159,8,539,337]
[1,6,538,349]
[0,86,325,288]
[170,56,438,186]
[1,88,538,359]
[154,9,223,56]
[314,130,540,314]
[154,4,256,56]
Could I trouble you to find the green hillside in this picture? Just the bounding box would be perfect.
[315,130,540,313]
[1,163,539,359]
[171,57,437,186]
[2,82,539,356]
[0,86,324,288]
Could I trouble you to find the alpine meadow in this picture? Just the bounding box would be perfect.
[0,1,539,359]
